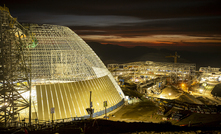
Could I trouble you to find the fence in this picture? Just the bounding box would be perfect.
[83,99,125,118]
[0,99,125,130]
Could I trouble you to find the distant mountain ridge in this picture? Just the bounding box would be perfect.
[87,42,221,70]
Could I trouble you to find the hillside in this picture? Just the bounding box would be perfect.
[87,42,221,69]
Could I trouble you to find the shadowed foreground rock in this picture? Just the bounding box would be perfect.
[3,119,218,134]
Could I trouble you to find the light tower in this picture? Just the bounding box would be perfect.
[0,5,31,126]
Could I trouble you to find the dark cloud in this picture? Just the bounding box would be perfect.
[2,0,221,18]
[1,0,221,48]
[71,16,221,37]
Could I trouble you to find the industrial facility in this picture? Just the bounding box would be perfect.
[0,5,124,125]
[108,61,196,83]
[1,5,221,133]
[199,66,221,83]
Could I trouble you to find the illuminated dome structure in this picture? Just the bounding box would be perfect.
[0,5,124,123]
[24,24,125,121]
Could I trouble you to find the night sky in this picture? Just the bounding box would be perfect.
[1,0,220,50]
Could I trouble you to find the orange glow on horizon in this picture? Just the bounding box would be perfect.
[82,34,221,47]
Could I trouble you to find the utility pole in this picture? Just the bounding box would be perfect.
[104,101,107,120]
[89,91,92,119]
[29,69,32,125]
[86,91,93,119]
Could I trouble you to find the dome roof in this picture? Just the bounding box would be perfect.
[23,24,125,120]
[25,24,108,82]
[1,6,125,121]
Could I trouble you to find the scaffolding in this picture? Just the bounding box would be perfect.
[0,5,31,126]
[21,24,125,121]
[23,24,111,83]
[1,5,125,123]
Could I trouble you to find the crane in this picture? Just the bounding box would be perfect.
[166,52,180,63]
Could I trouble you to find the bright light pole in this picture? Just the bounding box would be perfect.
[181,83,185,91]
[168,93,171,99]
[199,89,203,94]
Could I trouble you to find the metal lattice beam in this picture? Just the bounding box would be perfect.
[0,5,31,126]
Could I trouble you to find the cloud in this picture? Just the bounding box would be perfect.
[15,12,146,27]
[2,0,221,49]
[5,0,221,19]
[72,15,220,34]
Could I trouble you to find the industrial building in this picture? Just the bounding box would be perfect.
[0,5,124,124]
[199,66,221,82]
[108,61,196,83]
[108,61,196,97]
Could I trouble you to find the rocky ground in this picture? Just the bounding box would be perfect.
[109,97,221,126]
